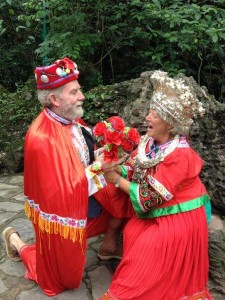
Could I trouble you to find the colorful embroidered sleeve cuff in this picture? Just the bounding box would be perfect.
[85,167,106,196]
[129,176,173,214]
[147,175,173,201]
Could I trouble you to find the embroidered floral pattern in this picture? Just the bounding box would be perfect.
[177,135,190,148]
[179,289,209,300]
[100,288,209,300]
[147,175,173,201]
[71,124,90,167]
[46,108,71,125]
[139,182,164,212]
[24,196,87,228]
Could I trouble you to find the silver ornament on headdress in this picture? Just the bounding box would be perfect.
[150,71,205,134]
[56,67,67,77]
[40,75,49,83]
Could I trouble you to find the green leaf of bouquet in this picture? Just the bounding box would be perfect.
[105,144,112,151]
[118,147,125,157]
[124,127,130,135]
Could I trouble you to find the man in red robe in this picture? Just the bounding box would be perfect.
[2,57,133,296]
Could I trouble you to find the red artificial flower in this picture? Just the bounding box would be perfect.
[104,145,119,162]
[99,138,106,147]
[108,116,125,131]
[105,130,122,146]
[128,128,141,144]
[121,139,134,152]
[119,132,125,142]
[93,116,141,163]
[93,122,107,137]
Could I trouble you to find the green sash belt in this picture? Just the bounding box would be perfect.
[136,194,211,219]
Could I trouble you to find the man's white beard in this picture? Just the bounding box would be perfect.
[61,105,84,121]
[73,106,84,119]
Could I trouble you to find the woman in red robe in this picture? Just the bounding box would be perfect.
[100,71,212,300]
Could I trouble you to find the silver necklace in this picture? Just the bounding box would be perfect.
[132,134,179,183]
[134,134,179,168]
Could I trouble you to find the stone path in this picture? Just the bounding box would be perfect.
[0,173,119,300]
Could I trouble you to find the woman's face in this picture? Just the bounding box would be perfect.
[146,109,173,144]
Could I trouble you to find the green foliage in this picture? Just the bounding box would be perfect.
[11,0,224,101]
[0,0,40,91]
[144,1,225,101]
[0,0,225,101]
[83,86,114,125]
[0,80,41,172]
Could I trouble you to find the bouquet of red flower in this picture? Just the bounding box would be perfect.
[93,116,141,163]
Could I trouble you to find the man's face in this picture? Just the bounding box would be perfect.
[56,80,85,121]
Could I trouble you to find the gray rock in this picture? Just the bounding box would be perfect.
[88,72,225,215]
[17,283,90,300]
[208,215,225,297]
[0,277,7,294]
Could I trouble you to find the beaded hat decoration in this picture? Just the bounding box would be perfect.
[150,70,205,134]
[35,57,79,90]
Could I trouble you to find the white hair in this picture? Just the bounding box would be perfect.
[37,86,64,107]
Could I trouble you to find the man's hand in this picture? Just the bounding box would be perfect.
[96,153,127,172]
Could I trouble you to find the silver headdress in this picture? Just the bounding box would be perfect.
[150,71,205,134]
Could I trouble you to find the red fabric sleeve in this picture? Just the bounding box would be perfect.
[154,148,204,195]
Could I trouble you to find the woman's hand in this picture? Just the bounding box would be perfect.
[104,170,130,194]
[103,171,119,184]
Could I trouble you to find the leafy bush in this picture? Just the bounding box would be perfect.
[0,0,39,91]
[0,79,41,173]
[6,0,224,101]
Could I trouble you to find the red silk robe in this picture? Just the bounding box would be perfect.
[23,110,89,296]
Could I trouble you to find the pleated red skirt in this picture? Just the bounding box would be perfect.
[100,206,212,300]
[87,183,134,238]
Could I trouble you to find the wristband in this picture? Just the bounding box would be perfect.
[89,161,104,175]
[115,176,121,188]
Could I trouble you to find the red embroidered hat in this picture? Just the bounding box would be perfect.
[34,57,79,90]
